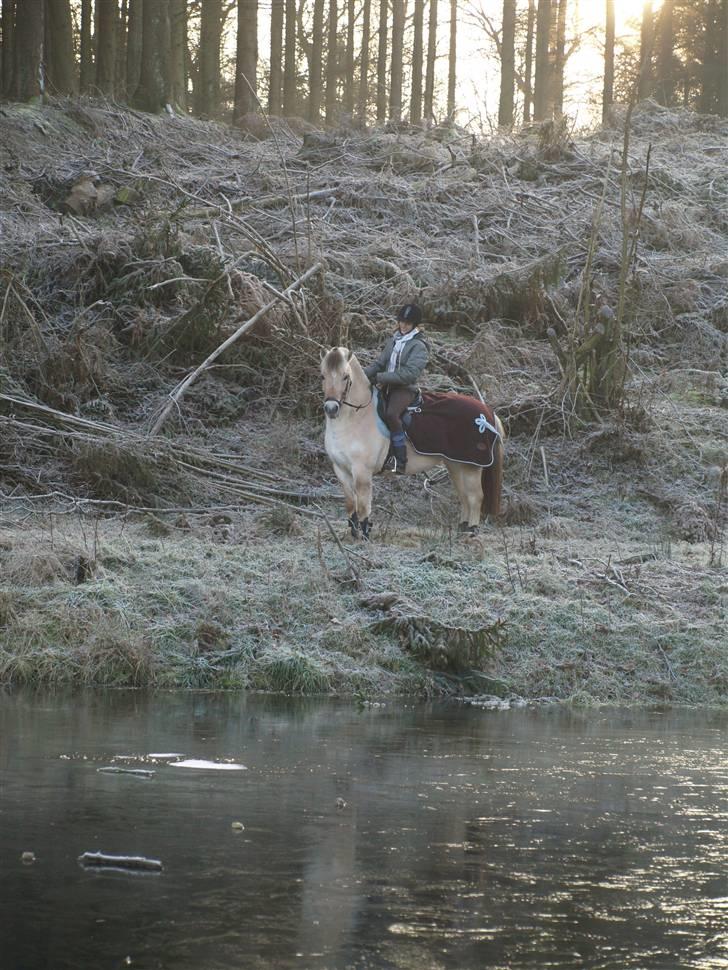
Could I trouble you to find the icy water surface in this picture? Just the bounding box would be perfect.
[1,691,727,970]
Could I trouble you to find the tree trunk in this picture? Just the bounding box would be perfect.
[701,0,720,112]
[602,0,614,123]
[309,0,324,121]
[116,0,127,97]
[325,0,337,123]
[638,0,653,100]
[283,0,296,114]
[95,0,117,96]
[125,0,142,99]
[654,0,673,105]
[358,0,371,122]
[269,0,283,114]
[376,0,387,121]
[498,0,515,127]
[1,0,15,97]
[533,0,551,120]
[132,0,170,112]
[234,0,258,121]
[523,0,535,122]
[389,0,404,121]
[343,0,355,114]
[196,0,221,118]
[423,0,437,121]
[552,0,567,115]
[13,0,43,101]
[78,0,92,92]
[447,0,456,116]
[45,0,76,94]
[410,0,423,123]
[720,0,728,116]
[169,0,186,110]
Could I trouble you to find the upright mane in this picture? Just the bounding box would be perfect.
[321,346,351,376]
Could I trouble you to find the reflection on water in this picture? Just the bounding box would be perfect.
[1,691,726,970]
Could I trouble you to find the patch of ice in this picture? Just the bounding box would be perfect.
[170,759,247,771]
[148,753,185,759]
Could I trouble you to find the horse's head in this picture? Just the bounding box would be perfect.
[321,346,353,419]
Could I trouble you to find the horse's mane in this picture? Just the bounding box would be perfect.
[322,346,355,374]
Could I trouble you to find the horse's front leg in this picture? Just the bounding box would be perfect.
[332,463,360,537]
[352,466,374,540]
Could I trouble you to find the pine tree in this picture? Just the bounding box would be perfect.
[45,0,76,95]
[169,0,187,110]
[79,0,92,92]
[498,0,516,127]
[132,0,170,112]
[1,0,15,97]
[234,0,258,121]
[424,0,437,122]
[269,0,283,114]
[447,0,456,116]
[309,0,324,121]
[523,0,535,122]
[411,0,424,123]
[196,0,222,117]
[552,0,567,115]
[655,0,673,105]
[358,0,371,122]
[602,0,614,123]
[389,0,404,121]
[95,0,117,97]
[325,0,338,123]
[376,0,388,121]
[638,0,654,100]
[344,0,355,114]
[283,0,296,114]
[13,0,43,101]
[533,0,551,120]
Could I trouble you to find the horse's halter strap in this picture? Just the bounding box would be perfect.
[326,372,373,412]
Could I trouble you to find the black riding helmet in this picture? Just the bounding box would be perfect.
[397,303,422,327]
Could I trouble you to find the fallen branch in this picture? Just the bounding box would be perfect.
[148,261,323,437]
[78,851,163,871]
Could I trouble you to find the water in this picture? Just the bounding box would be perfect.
[1,691,727,970]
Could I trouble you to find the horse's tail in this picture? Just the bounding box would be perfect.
[481,415,505,521]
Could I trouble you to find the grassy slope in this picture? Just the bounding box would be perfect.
[0,100,726,704]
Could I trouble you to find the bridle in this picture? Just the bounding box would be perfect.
[325,370,373,413]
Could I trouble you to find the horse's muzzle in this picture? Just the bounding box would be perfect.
[324,399,340,418]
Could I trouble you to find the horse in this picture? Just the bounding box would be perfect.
[321,346,504,539]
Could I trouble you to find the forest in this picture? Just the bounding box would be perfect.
[0,1,726,706]
[2,0,728,125]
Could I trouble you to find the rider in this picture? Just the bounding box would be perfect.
[364,303,429,474]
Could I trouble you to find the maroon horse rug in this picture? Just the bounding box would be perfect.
[404,392,501,467]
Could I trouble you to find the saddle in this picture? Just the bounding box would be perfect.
[378,391,500,468]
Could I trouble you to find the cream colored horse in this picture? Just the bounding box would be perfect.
[321,347,504,539]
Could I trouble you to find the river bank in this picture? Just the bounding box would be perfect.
[0,99,726,704]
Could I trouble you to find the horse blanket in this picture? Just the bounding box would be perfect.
[404,392,501,467]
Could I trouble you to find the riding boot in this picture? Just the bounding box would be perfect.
[392,444,408,474]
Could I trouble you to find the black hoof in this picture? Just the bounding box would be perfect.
[360,517,371,541]
[348,512,359,538]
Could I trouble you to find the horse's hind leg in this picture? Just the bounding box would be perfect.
[449,463,483,533]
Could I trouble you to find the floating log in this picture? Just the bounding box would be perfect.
[97,767,155,778]
[78,852,163,872]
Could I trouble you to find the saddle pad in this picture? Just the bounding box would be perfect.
[406,392,500,467]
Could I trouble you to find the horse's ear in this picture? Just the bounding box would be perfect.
[345,348,353,361]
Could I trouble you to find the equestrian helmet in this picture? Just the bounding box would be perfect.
[397,303,422,327]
